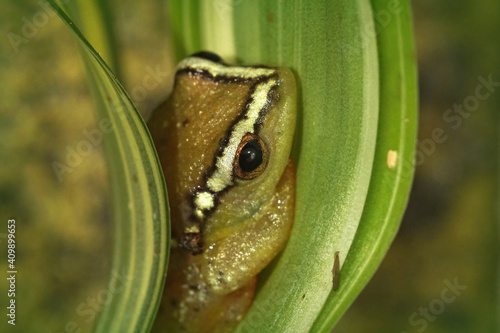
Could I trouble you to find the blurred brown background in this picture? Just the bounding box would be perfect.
[0,0,497,332]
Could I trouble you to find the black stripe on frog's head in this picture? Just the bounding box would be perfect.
[189,51,224,63]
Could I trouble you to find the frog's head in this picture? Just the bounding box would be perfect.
[149,52,296,255]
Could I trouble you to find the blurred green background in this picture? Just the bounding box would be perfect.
[0,0,497,332]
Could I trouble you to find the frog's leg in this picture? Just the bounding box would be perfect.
[201,159,295,294]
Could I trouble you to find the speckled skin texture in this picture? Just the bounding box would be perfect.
[149,57,296,332]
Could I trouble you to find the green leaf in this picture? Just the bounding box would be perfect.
[61,0,121,76]
[310,0,418,331]
[48,1,170,332]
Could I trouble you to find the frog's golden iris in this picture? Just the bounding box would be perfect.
[234,133,268,180]
[148,52,296,333]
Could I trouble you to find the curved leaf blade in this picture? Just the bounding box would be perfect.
[62,0,120,76]
[310,1,418,331]
[49,2,170,332]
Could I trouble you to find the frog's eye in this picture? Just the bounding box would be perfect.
[234,133,268,180]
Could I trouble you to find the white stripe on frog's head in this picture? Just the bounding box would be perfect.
[177,56,276,81]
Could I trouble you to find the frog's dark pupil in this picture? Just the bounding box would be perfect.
[239,139,263,172]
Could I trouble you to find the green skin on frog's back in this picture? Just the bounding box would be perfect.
[148,52,296,333]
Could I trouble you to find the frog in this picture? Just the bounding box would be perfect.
[148,51,296,332]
